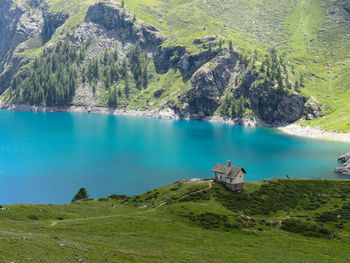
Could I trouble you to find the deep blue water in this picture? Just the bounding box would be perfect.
[0,109,349,204]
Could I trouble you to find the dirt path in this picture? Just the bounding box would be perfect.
[154,180,213,209]
[47,181,213,226]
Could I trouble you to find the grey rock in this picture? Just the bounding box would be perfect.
[236,70,306,125]
[83,2,164,50]
[173,51,238,119]
[344,4,350,14]
[193,36,216,44]
[338,152,350,163]
[154,46,186,74]
[0,0,67,95]
[153,88,164,98]
[335,159,350,175]
[304,97,323,120]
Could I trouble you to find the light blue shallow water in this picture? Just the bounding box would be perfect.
[0,109,349,204]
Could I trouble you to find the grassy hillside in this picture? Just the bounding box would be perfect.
[40,0,350,131]
[3,0,350,131]
[1,179,350,262]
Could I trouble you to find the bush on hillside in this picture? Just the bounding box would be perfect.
[72,187,89,202]
[281,218,333,238]
[108,194,128,200]
[28,214,39,220]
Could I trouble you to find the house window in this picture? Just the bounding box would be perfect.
[230,179,232,183]
[220,176,222,180]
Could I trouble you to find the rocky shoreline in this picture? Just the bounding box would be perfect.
[0,101,259,127]
[2,101,350,143]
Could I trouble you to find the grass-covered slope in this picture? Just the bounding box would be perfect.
[1,179,350,262]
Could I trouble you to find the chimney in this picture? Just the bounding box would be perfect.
[227,160,231,167]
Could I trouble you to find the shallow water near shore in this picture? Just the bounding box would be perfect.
[0,109,349,204]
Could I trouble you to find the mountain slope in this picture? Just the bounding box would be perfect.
[0,0,349,130]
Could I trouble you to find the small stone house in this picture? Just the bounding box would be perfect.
[211,160,246,191]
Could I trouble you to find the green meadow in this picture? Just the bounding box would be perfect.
[1,179,350,262]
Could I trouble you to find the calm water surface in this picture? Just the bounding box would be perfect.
[0,110,349,204]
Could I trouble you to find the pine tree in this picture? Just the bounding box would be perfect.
[108,87,118,108]
[228,40,233,51]
[124,77,130,98]
[142,65,148,89]
[72,188,89,202]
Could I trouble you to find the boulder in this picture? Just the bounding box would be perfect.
[193,36,217,45]
[153,88,164,98]
[304,97,323,120]
[338,152,350,163]
[335,159,350,175]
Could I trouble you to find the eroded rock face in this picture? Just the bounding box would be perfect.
[335,159,350,175]
[304,97,323,120]
[83,2,164,50]
[250,88,306,124]
[0,0,67,94]
[234,70,306,125]
[334,152,350,175]
[338,152,350,163]
[172,52,239,119]
[154,46,186,74]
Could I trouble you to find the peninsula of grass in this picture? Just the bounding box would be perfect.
[1,179,350,262]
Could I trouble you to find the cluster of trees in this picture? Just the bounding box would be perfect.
[128,43,148,90]
[220,96,249,118]
[12,40,81,106]
[260,48,286,88]
[81,44,149,108]
[11,36,151,109]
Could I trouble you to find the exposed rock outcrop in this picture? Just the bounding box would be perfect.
[154,46,186,74]
[172,51,239,119]
[334,152,350,175]
[304,97,324,120]
[154,46,219,77]
[0,0,67,94]
[246,81,306,125]
[82,2,164,50]
[193,36,217,45]
[230,68,307,125]
[335,160,350,175]
[338,152,350,163]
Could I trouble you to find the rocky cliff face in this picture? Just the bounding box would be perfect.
[82,2,164,50]
[171,52,238,119]
[234,70,307,125]
[0,0,67,94]
[335,152,350,175]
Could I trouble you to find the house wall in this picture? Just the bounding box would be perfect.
[213,170,244,191]
[226,183,244,191]
[233,171,244,184]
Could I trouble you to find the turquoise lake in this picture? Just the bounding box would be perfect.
[0,109,349,204]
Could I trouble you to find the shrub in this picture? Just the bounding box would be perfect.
[28,214,38,220]
[281,219,332,238]
[179,191,210,202]
[72,187,89,202]
[108,194,128,200]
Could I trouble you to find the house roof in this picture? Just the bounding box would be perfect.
[211,163,246,178]
[211,163,231,174]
